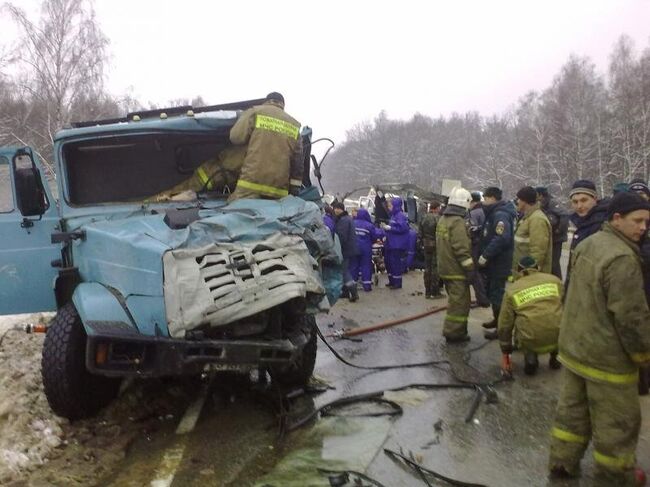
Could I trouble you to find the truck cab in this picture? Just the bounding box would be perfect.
[0,100,339,419]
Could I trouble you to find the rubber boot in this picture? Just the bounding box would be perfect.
[549,351,561,370]
[524,352,539,376]
[639,365,650,396]
[348,284,359,303]
[482,306,499,329]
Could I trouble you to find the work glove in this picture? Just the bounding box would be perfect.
[478,255,487,267]
[501,353,513,379]
[170,190,197,202]
[380,223,391,231]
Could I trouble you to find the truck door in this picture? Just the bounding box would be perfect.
[0,148,61,314]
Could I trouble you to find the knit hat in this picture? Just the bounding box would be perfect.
[516,186,538,205]
[535,186,549,197]
[629,181,650,199]
[607,191,650,220]
[612,182,630,195]
[483,186,503,200]
[266,92,285,105]
[517,256,538,271]
[569,179,597,199]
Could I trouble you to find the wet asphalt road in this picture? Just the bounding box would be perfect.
[102,270,650,487]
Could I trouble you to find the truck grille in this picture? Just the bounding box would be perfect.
[163,235,323,337]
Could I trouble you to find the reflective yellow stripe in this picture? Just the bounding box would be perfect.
[514,235,530,243]
[289,178,302,187]
[255,114,299,139]
[236,179,288,197]
[440,274,466,281]
[445,314,468,324]
[460,257,473,268]
[512,283,559,307]
[196,167,213,190]
[593,450,635,469]
[558,354,638,384]
[631,352,650,363]
[551,427,588,444]
[531,343,558,354]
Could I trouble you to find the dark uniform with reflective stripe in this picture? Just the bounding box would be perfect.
[229,99,303,201]
[419,212,441,296]
[498,268,562,354]
[436,205,474,341]
[549,223,650,485]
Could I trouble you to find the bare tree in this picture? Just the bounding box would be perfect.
[4,0,109,167]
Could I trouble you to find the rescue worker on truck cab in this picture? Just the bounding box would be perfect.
[148,146,245,202]
[436,187,474,343]
[549,191,650,486]
[498,256,562,376]
[513,186,552,278]
[228,92,303,201]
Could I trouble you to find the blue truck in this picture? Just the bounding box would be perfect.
[0,100,339,419]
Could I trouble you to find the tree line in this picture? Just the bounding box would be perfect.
[0,0,203,178]
[323,35,650,201]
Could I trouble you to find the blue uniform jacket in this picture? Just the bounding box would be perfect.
[479,200,516,279]
[385,197,410,251]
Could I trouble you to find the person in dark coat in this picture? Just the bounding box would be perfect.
[323,204,335,236]
[536,187,569,280]
[332,202,360,302]
[350,208,378,292]
[566,180,609,289]
[381,197,410,289]
[467,192,486,264]
[629,179,650,396]
[477,186,517,339]
[406,227,418,270]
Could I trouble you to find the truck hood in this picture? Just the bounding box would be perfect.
[71,197,340,299]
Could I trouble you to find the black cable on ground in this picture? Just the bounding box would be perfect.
[287,391,403,431]
[384,448,489,487]
[316,326,450,371]
[317,467,389,487]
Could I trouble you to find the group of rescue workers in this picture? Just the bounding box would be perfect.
[418,180,650,487]
[154,92,650,486]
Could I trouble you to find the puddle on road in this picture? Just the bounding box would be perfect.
[254,416,393,487]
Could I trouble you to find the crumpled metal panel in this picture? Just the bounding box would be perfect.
[164,233,325,338]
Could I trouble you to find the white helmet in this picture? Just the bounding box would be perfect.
[447,186,472,209]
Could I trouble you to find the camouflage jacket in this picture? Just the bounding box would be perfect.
[498,269,562,354]
[436,206,474,280]
[559,223,650,384]
[513,205,552,277]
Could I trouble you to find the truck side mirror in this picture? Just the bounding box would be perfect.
[12,150,48,218]
[15,166,48,217]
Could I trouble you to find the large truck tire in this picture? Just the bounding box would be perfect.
[41,303,122,420]
[271,314,317,387]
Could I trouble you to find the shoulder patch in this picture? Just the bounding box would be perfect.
[495,221,505,235]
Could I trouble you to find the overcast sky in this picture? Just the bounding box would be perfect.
[4,0,650,149]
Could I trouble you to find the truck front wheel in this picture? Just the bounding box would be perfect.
[270,314,317,387]
[41,303,122,420]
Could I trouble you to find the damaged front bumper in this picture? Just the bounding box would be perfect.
[84,320,308,378]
